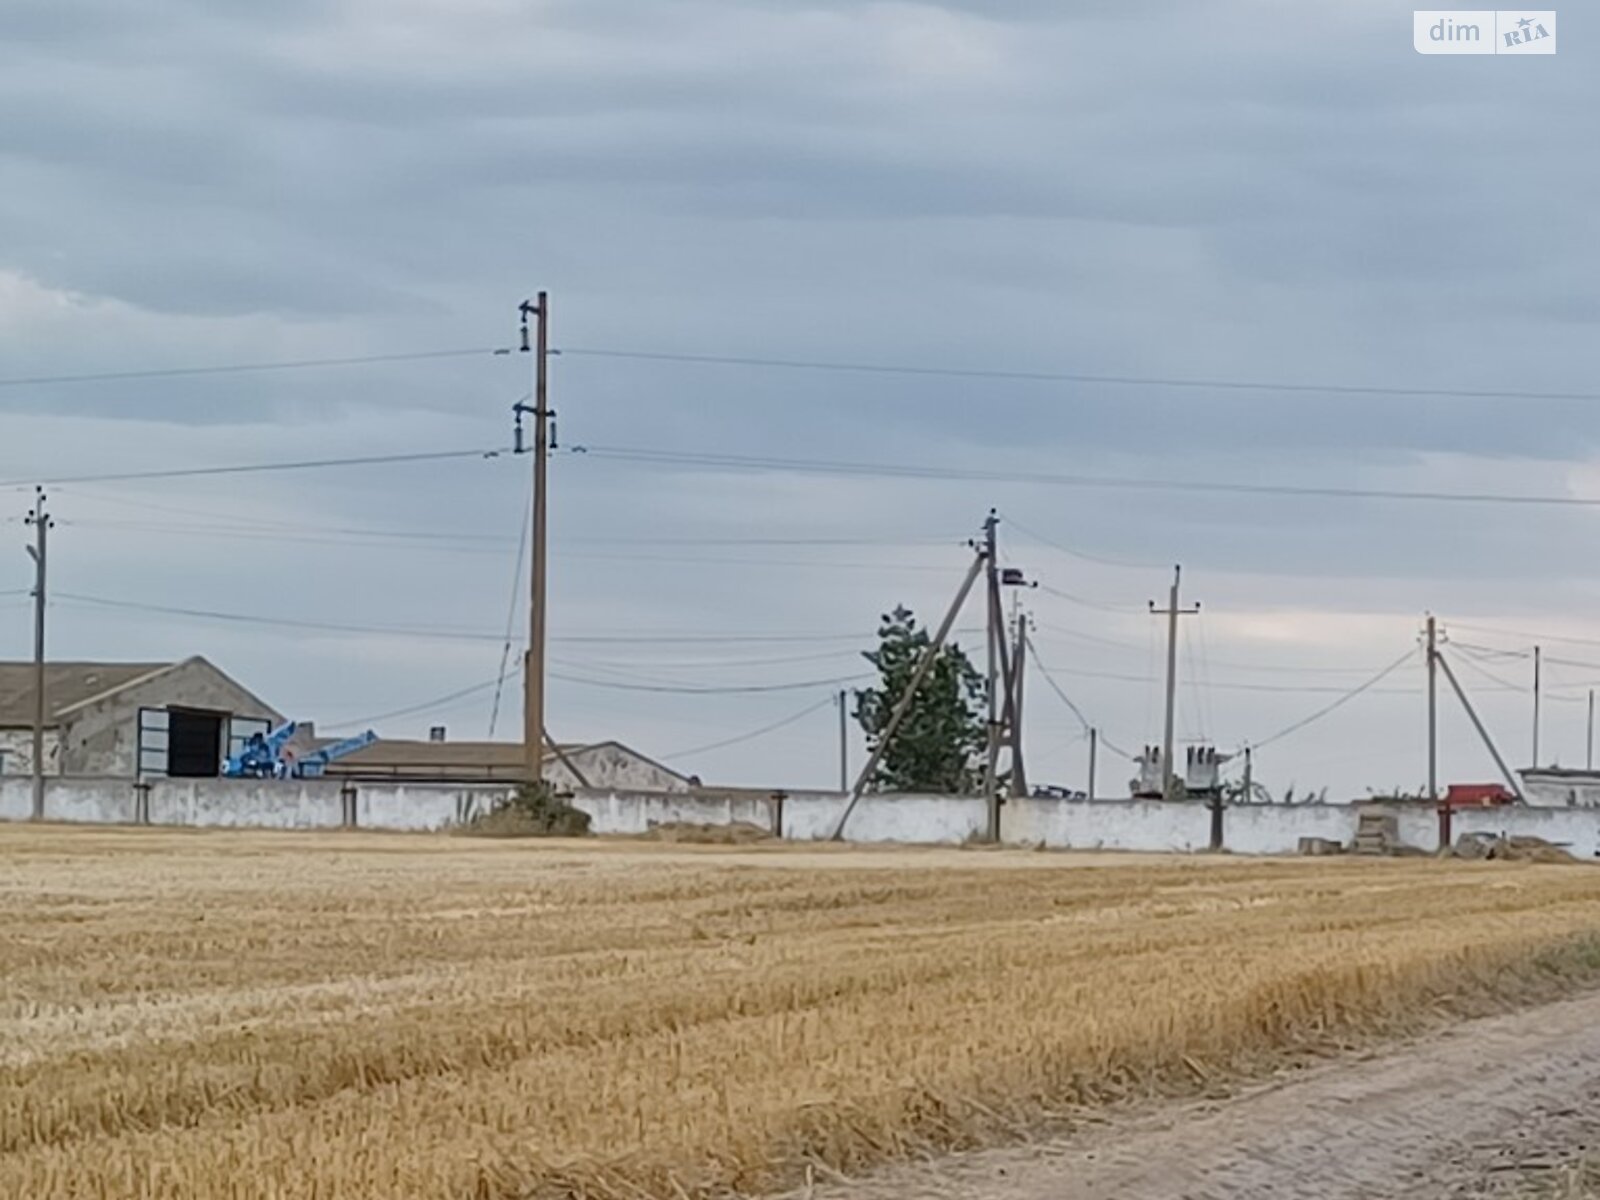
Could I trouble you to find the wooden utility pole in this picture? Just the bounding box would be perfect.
[1426,614,1438,809]
[1149,565,1199,799]
[837,689,848,793]
[24,489,52,822]
[1589,689,1595,771]
[1532,644,1542,768]
[519,293,550,783]
[1087,728,1097,802]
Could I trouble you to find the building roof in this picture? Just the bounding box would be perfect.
[318,737,688,784]
[0,661,172,727]
[318,738,581,779]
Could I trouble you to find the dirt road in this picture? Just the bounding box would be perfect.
[823,989,1600,1200]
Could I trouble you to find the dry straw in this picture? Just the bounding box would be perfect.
[4,826,1600,1198]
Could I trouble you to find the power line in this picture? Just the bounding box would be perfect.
[548,669,873,696]
[999,511,1167,570]
[53,593,508,642]
[0,347,502,389]
[557,345,1600,405]
[1248,649,1418,751]
[577,445,1600,511]
[0,447,509,490]
[322,672,516,731]
[488,487,532,739]
[665,694,838,759]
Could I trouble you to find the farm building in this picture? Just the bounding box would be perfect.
[317,736,692,792]
[1519,768,1600,807]
[0,658,282,780]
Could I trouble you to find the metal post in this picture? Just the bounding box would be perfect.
[521,293,550,784]
[1532,644,1542,768]
[1088,728,1097,802]
[831,549,986,841]
[24,489,51,822]
[837,689,848,794]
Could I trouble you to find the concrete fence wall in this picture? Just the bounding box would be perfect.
[4,775,1600,858]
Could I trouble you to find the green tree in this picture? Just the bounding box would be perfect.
[854,605,987,793]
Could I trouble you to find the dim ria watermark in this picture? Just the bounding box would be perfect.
[1414,10,1556,53]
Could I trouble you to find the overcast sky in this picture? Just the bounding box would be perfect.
[2,0,1596,799]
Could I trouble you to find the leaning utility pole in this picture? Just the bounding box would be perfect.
[1149,565,1199,799]
[519,293,551,784]
[1437,650,1525,803]
[24,489,52,822]
[831,545,987,841]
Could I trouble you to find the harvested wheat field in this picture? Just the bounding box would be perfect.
[4,826,1600,1199]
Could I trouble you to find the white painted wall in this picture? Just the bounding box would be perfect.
[5,777,1600,860]
[1006,797,1214,852]
[783,792,988,843]
[575,790,777,835]
[0,728,61,777]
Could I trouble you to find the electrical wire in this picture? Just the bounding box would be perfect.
[0,447,510,490]
[0,347,503,389]
[1247,648,1419,751]
[557,346,1600,405]
[488,488,531,738]
[53,593,508,642]
[1037,582,1139,614]
[322,671,518,731]
[998,511,1167,570]
[665,694,838,760]
[576,445,1600,510]
[547,670,873,696]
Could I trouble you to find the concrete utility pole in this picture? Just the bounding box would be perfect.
[519,293,551,784]
[1087,728,1098,801]
[1425,615,1439,808]
[1532,644,1542,769]
[831,546,987,841]
[1149,565,1199,799]
[1589,689,1595,771]
[982,512,1004,836]
[1437,650,1525,803]
[837,689,848,793]
[24,489,52,822]
[1010,614,1028,801]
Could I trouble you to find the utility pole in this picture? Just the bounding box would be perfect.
[837,689,848,793]
[1148,565,1199,799]
[1087,728,1097,802]
[1426,615,1438,810]
[1532,644,1542,768]
[1010,613,1029,801]
[982,512,1003,837]
[832,546,987,840]
[24,489,52,822]
[519,293,550,784]
[1437,650,1525,803]
[1589,689,1595,771]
